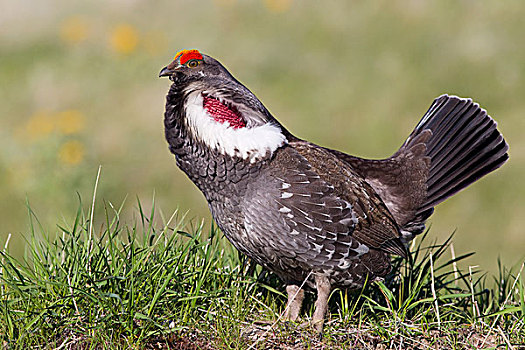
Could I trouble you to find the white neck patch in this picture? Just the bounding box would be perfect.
[184,92,287,162]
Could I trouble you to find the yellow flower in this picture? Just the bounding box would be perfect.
[25,111,54,141]
[59,16,90,44]
[110,24,139,54]
[58,140,85,165]
[55,110,85,135]
[263,0,293,13]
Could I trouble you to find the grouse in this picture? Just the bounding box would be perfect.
[159,49,508,331]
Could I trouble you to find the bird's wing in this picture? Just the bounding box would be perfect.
[242,144,405,275]
[290,142,405,257]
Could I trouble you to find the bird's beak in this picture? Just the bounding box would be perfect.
[159,60,181,78]
[159,66,174,77]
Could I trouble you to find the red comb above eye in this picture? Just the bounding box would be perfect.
[174,49,203,65]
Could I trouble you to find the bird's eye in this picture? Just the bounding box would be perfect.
[187,60,200,68]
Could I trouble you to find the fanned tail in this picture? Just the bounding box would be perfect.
[405,94,509,217]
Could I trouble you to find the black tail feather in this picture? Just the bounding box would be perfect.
[407,95,509,216]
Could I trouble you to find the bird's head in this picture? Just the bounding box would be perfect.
[159,49,232,85]
[160,49,289,162]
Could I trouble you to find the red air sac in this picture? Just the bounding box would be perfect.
[203,96,246,129]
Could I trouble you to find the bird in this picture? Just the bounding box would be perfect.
[159,49,509,332]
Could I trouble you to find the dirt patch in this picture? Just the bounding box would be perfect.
[237,322,523,349]
[144,331,214,350]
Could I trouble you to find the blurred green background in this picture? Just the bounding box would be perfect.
[0,0,523,272]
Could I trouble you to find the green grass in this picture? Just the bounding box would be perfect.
[1,195,524,349]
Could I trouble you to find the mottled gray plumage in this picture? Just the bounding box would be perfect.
[159,50,509,331]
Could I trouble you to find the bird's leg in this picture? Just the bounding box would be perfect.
[311,274,331,333]
[283,284,304,322]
